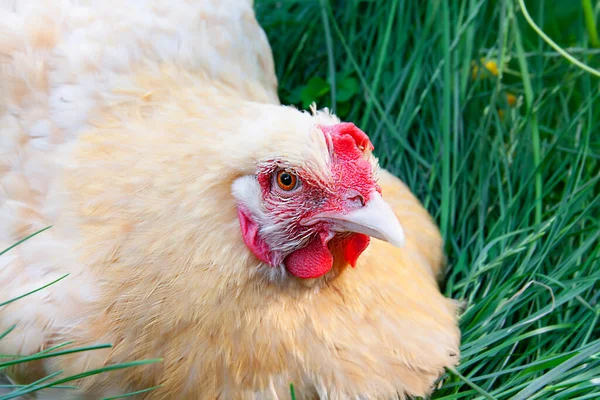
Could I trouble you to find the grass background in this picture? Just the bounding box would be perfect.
[254,0,600,398]
[1,0,599,399]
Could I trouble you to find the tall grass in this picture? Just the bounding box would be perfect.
[256,0,599,398]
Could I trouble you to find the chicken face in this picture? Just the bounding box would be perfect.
[232,122,405,279]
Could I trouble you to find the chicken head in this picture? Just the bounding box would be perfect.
[232,121,405,279]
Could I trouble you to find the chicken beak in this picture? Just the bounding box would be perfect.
[306,191,406,248]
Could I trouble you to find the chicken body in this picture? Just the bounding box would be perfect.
[0,1,460,398]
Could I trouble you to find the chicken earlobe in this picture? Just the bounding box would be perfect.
[237,205,273,265]
[232,175,282,267]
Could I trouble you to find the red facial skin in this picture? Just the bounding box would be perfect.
[238,123,380,279]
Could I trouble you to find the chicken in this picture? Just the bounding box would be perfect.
[0,0,461,398]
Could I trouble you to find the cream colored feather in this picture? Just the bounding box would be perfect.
[0,1,460,399]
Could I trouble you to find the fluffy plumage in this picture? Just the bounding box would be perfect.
[0,0,461,398]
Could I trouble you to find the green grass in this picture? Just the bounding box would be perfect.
[255,0,599,398]
[1,0,598,398]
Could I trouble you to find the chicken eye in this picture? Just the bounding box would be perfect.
[276,170,298,191]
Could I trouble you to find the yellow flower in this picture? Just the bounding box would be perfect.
[498,93,517,121]
[471,58,499,80]
[505,92,516,107]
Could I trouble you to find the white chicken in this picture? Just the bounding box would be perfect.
[0,0,461,398]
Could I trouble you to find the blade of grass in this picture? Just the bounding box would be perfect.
[0,274,69,308]
[359,0,398,128]
[517,0,600,77]
[0,226,52,257]
[0,359,162,399]
[446,366,497,400]
[512,340,600,400]
[511,0,542,225]
[102,385,163,400]
[582,0,600,48]
[319,0,336,113]
[441,0,452,242]
[0,344,112,369]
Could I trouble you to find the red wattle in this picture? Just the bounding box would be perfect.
[343,233,370,268]
[284,232,333,279]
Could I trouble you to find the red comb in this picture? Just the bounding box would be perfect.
[320,123,374,153]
